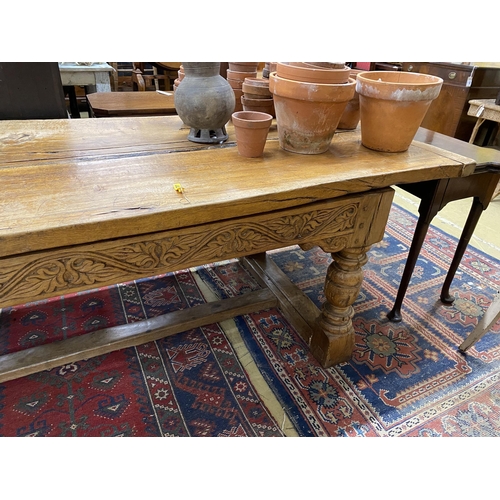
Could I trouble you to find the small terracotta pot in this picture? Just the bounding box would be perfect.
[276,62,350,84]
[356,71,443,152]
[269,71,356,154]
[241,95,275,117]
[232,111,273,158]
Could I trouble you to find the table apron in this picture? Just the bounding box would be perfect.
[0,188,394,308]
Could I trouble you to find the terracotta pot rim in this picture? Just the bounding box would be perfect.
[227,69,258,79]
[241,95,273,102]
[270,72,356,102]
[302,62,346,69]
[232,111,273,128]
[242,77,270,87]
[356,71,443,101]
[277,62,351,84]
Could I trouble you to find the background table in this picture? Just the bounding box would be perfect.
[87,91,176,117]
[467,98,500,144]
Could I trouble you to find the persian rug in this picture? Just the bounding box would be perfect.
[0,270,283,437]
[198,204,500,437]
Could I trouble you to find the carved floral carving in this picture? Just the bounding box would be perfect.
[0,202,359,305]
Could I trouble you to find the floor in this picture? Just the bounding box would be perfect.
[74,93,500,436]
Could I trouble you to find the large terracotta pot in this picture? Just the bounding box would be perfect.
[269,71,356,154]
[356,71,443,152]
[174,62,235,143]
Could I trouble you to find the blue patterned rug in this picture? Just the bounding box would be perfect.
[198,203,500,436]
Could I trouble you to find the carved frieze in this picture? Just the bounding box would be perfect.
[0,200,361,306]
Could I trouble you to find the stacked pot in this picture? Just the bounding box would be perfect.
[227,62,258,113]
[241,77,275,117]
[269,62,356,154]
[337,68,363,130]
[173,65,184,92]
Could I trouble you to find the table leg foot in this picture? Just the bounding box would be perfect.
[310,247,368,368]
[440,292,455,304]
[387,307,403,322]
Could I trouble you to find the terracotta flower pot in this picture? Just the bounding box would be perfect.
[232,111,273,158]
[356,71,443,152]
[242,78,272,98]
[227,78,243,90]
[337,70,362,130]
[241,95,275,117]
[276,62,350,84]
[227,69,258,82]
[228,62,259,72]
[269,71,356,154]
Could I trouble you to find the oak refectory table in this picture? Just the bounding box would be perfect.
[0,116,476,382]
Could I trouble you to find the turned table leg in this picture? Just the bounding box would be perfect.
[310,246,369,368]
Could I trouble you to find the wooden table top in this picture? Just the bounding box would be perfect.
[86,91,177,117]
[0,116,476,259]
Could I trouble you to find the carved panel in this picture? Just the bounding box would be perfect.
[1,200,361,306]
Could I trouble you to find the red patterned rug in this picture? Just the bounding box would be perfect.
[2,203,500,437]
[0,270,283,437]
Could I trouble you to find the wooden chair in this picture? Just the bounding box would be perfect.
[0,62,68,119]
[131,62,180,91]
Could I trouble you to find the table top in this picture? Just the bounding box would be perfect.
[0,116,477,259]
[86,91,176,116]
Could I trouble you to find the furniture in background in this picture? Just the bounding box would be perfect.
[0,62,68,119]
[468,98,500,143]
[59,62,114,118]
[401,62,500,145]
[0,117,475,380]
[388,128,500,324]
[58,62,114,92]
[467,98,500,199]
[131,62,181,91]
[86,91,176,117]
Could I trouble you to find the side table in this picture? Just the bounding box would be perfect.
[59,63,114,118]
